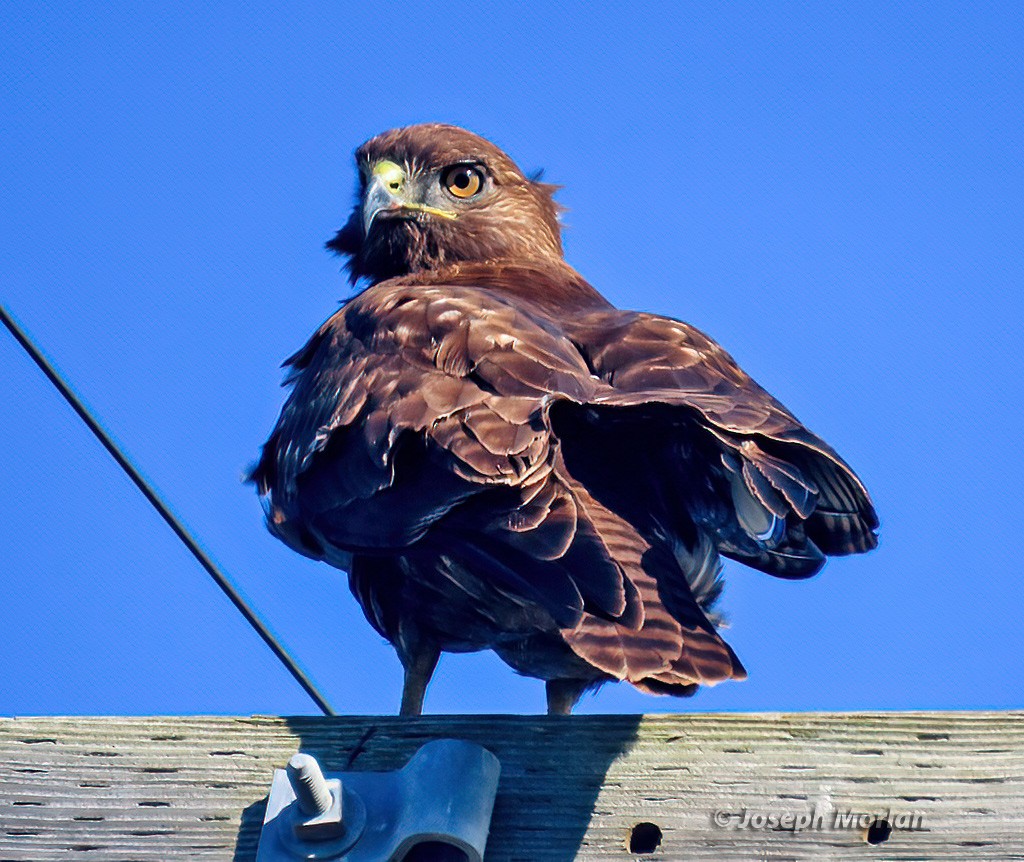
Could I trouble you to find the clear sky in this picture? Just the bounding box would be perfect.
[2,2,1022,716]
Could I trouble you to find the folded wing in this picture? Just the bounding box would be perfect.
[566,310,879,581]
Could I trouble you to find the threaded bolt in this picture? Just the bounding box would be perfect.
[287,753,333,816]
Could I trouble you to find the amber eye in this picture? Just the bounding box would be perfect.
[442,164,484,199]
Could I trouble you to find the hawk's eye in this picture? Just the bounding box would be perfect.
[442,165,484,199]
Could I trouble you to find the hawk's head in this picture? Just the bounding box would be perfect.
[327,124,563,284]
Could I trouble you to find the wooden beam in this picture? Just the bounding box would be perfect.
[1,713,1021,860]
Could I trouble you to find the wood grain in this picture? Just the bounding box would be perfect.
[1,713,1021,860]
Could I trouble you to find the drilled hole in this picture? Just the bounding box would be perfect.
[401,841,470,862]
[628,821,662,854]
[866,818,892,844]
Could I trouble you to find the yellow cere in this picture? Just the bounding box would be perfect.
[372,160,406,191]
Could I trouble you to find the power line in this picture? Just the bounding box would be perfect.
[1,302,336,716]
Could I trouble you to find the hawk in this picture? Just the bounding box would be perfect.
[253,124,877,715]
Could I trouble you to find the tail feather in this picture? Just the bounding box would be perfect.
[559,477,744,690]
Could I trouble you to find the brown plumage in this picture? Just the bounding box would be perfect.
[253,123,878,715]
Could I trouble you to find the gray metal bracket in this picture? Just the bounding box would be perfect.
[256,738,501,862]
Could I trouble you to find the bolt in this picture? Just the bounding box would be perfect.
[287,753,333,816]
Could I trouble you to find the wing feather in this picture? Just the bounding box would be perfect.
[569,309,878,564]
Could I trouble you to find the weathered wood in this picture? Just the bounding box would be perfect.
[0,713,1021,861]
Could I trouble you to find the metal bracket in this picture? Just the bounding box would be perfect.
[256,738,501,862]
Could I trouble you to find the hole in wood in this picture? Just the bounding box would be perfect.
[628,821,663,854]
[865,818,892,844]
[401,840,470,862]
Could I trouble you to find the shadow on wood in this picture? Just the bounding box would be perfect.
[266,715,643,862]
[233,796,268,862]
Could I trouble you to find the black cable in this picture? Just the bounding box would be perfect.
[1,302,336,716]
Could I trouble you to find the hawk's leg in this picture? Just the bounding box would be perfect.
[546,678,589,715]
[399,646,440,717]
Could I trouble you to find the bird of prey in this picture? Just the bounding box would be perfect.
[253,124,878,715]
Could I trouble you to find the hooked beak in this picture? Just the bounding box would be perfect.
[362,160,457,236]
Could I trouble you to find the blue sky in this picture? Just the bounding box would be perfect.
[2,2,1021,716]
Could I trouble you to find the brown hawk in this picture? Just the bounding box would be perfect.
[253,124,877,715]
